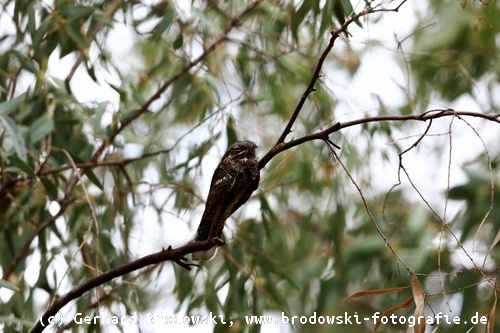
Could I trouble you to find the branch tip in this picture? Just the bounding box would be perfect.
[326,138,341,150]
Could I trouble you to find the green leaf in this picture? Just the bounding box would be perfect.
[292,2,312,42]
[0,94,24,117]
[259,269,291,313]
[32,16,53,54]
[89,102,108,134]
[29,116,54,144]
[59,4,94,21]
[319,0,334,36]
[0,116,27,161]
[40,178,58,200]
[27,3,37,35]
[67,22,88,50]
[86,64,98,82]
[226,116,238,145]
[339,0,362,28]
[333,0,347,26]
[0,279,19,291]
[84,169,103,190]
[92,9,114,27]
[345,235,386,261]
[151,9,176,41]
[7,155,36,177]
[10,49,38,73]
[173,33,184,49]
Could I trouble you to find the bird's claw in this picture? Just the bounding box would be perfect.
[214,237,226,247]
[174,258,198,270]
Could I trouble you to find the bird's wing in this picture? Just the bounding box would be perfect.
[192,164,241,260]
[194,161,259,240]
[209,171,259,240]
[194,162,239,242]
[229,169,259,216]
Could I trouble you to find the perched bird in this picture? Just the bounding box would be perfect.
[192,141,260,260]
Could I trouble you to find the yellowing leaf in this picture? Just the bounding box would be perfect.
[411,273,426,333]
[486,291,497,333]
[344,286,408,302]
[373,297,414,333]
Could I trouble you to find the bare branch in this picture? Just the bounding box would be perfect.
[38,147,175,177]
[259,109,500,170]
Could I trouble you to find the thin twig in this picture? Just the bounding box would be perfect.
[329,146,411,275]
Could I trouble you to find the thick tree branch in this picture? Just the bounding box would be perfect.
[29,239,216,333]
[259,109,500,170]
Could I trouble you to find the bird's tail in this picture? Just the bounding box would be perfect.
[192,247,217,260]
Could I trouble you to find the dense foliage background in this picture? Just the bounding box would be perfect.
[0,1,499,332]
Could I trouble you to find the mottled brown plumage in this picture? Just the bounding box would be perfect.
[192,141,259,260]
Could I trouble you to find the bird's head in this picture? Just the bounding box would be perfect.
[227,140,257,159]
